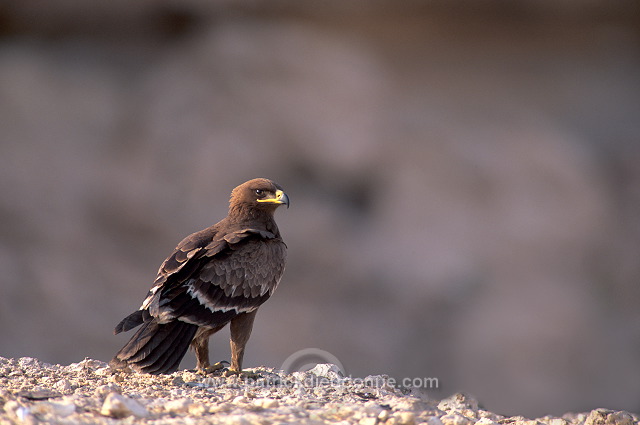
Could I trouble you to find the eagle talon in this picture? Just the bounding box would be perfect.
[223,369,261,380]
[198,361,229,375]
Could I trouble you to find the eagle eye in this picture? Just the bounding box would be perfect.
[254,189,265,197]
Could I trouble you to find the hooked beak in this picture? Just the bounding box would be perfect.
[257,189,290,208]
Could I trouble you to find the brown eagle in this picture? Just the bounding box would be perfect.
[110,178,289,375]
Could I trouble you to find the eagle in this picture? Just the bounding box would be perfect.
[110,178,289,375]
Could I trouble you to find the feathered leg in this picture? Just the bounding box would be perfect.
[191,325,225,373]
[229,310,258,372]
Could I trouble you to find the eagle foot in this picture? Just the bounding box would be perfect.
[223,369,261,380]
[197,361,229,375]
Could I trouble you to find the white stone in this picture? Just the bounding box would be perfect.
[30,401,76,417]
[308,363,344,378]
[363,402,384,416]
[100,392,148,418]
[393,397,427,412]
[426,416,444,425]
[395,411,416,425]
[164,398,192,413]
[476,418,498,425]
[94,367,112,376]
[95,384,121,398]
[378,410,391,421]
[232,395,247,404]
[188,403,207,416]
[18,357,39,368]
[4,400,29,422]
[254,398,279,409]
[438,393,479,412]
[220,415,251,425]
[440,413,471,425]
[68,358,106,371]
[53,379,73,393]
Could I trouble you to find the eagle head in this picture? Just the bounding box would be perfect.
[229,178,290,213]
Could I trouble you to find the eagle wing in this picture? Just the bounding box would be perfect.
[135,227,286,329]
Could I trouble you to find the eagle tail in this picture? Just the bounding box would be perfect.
[114,310,146,334]
[110,319,198,374]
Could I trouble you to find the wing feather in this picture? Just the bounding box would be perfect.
[139,226,286,328]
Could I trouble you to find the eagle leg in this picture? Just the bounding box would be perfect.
[191,325,225,373]
[228,310,258,372]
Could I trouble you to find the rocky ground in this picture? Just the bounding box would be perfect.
[0,357,636,425]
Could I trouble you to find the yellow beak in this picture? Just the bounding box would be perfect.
[257,189,290,208]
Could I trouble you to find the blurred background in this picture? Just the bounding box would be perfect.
[0,0,639,418]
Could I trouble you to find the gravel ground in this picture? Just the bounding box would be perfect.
[0,357,636,425]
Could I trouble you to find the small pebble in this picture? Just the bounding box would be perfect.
[438,393,479,412]
[219,415,251,425]
[440,413,471,425]
[30,400,76,417]
[188,403,207,415]
[100,392,148,418]
[232,395,247,404]
[109,374,124,383]
[308,363,344,379]
[475,418,498,425]
[164,398,192,413]
[95,384,121,398]
[254,398,279,409]
[53,379,73,393]
[395,411,416,425]
[94,367,112,376]
[390,398,417,411]
[426,416,445,425]
[363,402,384,417]
[379,409,391,421]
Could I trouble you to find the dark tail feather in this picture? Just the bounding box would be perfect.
[114,310,150,334]
[110,319,198,374]
[142,323,198,374]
